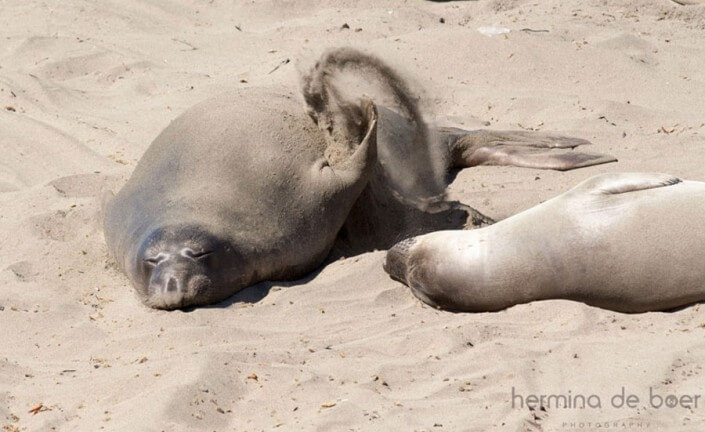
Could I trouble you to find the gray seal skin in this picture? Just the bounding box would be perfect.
[385,172,705,313]
[104,47,616,310]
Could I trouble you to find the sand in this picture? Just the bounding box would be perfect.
[2,0,705,430]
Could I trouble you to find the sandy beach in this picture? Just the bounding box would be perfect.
[2,0,705,430]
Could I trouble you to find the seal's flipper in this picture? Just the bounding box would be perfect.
[313,100,378,221]
[441,128,593,150]
[457,146,617,171]
[324,102,378,187]
[440,128,617,171]
[383,237,416,285]
[576,172,682,195]
[302,48,448,207]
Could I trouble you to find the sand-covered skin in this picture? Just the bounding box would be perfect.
[1,0,705,430]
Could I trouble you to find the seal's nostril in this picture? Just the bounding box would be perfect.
[166,277,178,292]
[144,253,167,266]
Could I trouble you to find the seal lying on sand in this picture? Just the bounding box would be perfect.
[384,172,705,313]
[104,47,615,309]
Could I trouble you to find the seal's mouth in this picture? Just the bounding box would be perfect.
[383,237,416,286]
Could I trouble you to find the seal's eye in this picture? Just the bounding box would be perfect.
[183,249,213,260]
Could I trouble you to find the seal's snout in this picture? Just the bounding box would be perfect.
[384,237,416,286]
[133,225,229,309]
[145,257,212,310]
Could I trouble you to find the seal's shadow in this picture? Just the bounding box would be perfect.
[446,168,461,185]
[197,269,324,310]
[662,301,705,314]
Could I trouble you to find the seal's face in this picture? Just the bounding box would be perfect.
[132,225,247,309]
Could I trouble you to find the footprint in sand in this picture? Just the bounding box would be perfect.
[521,405,549,432]
[5,260,36,282]
[29,206,95,242]
[49,172,122,199]
[0,113,112,190]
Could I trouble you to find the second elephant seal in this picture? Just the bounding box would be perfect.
[385,172,705,313]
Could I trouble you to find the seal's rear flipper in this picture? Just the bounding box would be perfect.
[575,172,682,195]
[465,146,616,171]
[441,128,617,171]
[383,237,415,285]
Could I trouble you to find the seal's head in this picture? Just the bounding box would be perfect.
[131,224,249,309]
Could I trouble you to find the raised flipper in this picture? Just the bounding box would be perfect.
[439,127,617,171]
[573,172,682,195]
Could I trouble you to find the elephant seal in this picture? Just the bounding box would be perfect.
[104,47,615,309]
[384,172,705,313]
[103,90,377,309]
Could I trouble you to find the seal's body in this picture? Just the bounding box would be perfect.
[385,173,705,313]
[104,89,377,309]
